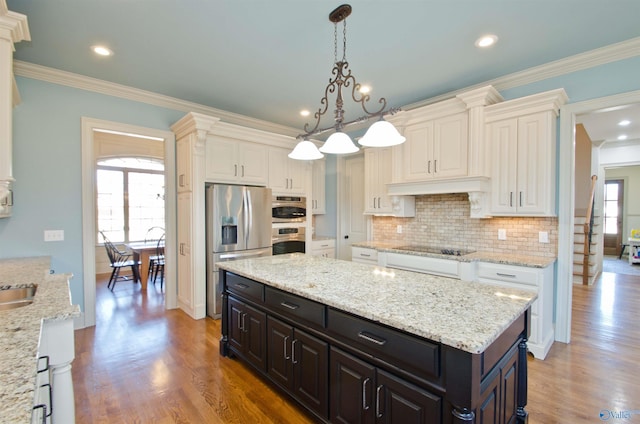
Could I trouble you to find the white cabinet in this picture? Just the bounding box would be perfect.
[206,136,268,185]
[176,135,193,193]
[311,238,335,258]
[0,7,29,218]
[379,252,475,281]
[351,246,378,265]
[401,112,468,182]
[311,159,326,214]
[485,89,567,216]
[476,261,555,360]
[34,317,76,423]
[177,191,194,314]
[488,112,555,215]
[364,147,415,217]
[268,147,307,195]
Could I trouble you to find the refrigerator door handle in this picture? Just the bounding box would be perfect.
[244,189,252,248]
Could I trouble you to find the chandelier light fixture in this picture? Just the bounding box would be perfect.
[288,4,405,161]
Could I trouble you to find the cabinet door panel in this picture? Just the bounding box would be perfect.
[244,304,267,372]
[206,137,239,182]
[489,120,518,213]
[433,113,468,178]
[402,122,433,181]
[516,112,552,214]
[267,317,294,388]
[330,347,376,424]
[376,369,441,424]
[239,142,268,185]
[228,297,245,353]
[501,348,518,424]
[294,329,329,418]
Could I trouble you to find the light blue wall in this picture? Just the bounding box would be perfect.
[0,77,184,310]
[2,55,640,313]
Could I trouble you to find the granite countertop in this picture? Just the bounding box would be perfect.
[0,257,80,423]
[352,241,557,268]
[218,253,536,354]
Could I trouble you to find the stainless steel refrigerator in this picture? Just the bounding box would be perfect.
[206,184,272,318]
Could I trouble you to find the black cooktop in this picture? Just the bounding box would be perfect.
[393,245,476,256]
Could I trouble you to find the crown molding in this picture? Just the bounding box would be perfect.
[13,60,301,137]
[13,37,640,133]
[404,36,640,111]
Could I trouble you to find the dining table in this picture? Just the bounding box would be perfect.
[126,241,161,290]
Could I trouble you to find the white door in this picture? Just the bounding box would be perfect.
[337,154,368,260]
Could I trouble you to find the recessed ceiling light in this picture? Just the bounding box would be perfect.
[359,85,371,94]
[300,109,310,117]
[92,45,113,56]
[618,134,628,140]
[618,119,631,126]
[475,35,498,48]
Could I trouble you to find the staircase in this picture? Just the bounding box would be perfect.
[573,215,600,285]
[573,175,600,285]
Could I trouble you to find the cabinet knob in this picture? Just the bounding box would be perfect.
[344,235,349,239]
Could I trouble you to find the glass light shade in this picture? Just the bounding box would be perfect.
[288,140,324,160]
[319,131,360,154]
[358,120,406,147]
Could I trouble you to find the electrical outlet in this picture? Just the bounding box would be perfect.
[44,230,64,242]
[498,229,507,240]
[397,225,403,234]
[539,231,549,243]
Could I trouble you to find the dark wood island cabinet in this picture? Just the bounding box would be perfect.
[219,254,534,424]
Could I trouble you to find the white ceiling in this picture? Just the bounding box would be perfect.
[7,0,640,140]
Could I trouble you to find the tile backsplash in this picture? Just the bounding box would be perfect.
[372,194,558,257]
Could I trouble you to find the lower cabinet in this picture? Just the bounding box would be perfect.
[330,347,441,424]
[228,297,267,372]
[220,271,529,424]
[477,343,519,424]
[267,316,329,418]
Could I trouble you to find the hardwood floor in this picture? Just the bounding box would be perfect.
[74,272,640,423]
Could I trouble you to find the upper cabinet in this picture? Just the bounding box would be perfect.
[485,89,568,216]
[311,159,326,214]
[0,5,30,218]
[402,112,468,182]
[206,137,268,186]
[364,147,415,217]
[268,147,308,196]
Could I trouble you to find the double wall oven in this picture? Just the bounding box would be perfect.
[272,195,306,255]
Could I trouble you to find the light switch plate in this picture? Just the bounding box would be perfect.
[498,229,507,240]
[397,225,403,234]
[44,230,64,242]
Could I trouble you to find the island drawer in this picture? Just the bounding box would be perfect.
[226,273,264,303]
[327,308,440,381]
[265,287,326,327]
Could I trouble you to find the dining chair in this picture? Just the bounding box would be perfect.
[101,231,140,291]
[151,233,165,290]
[144,226,165,280]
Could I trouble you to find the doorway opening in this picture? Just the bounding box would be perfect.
[81,117,177,329]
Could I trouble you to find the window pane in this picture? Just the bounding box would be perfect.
[605,183,618,201]
[128,172,165,241]
[98,157,164,171]
[604,217,618,235]
[604,201,618,217]
[97,169,125,242]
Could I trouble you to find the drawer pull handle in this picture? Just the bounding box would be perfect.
[280,301,300,310]
[360,253,371,257]
[496,272,517,278]
[233,283,250,289]
[32,404,47,424]
[358,331,387,346]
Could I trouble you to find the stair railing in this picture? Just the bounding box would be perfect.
[583,175,598,285]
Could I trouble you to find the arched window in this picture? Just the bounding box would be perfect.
[97,157,164,243]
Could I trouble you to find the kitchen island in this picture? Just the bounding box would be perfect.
[218,253,535,423]
[0,257,80,423]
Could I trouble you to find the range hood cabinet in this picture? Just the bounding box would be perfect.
[386,176,491,218]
